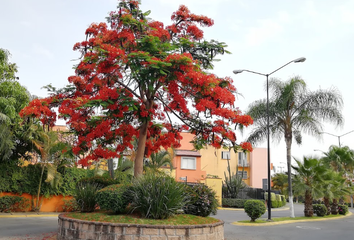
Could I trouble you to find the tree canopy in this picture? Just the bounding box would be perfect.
[21,1,253,176]
[0,48,18,81]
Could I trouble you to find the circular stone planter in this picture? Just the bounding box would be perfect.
[58,213,224,240]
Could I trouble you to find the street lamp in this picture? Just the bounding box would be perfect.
[233,57,306,220]
[320,130,354,147]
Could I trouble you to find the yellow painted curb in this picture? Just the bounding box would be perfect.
[0,214,59,218]
[232,211,353,226]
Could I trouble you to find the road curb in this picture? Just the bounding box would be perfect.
[0,213,60,218]
[232,211,353,226]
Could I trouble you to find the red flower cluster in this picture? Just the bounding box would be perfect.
[240,142,253,152]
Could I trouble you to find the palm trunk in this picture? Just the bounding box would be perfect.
[134,122,148,177]
[285,138,295,218]
[323,196,331,215]
[331,198,338,215]
[304,189,313,217]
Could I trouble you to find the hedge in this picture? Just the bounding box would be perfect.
[222,198,265,208]
[0,163,94,197]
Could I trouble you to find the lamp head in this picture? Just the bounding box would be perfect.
[233,70,244,74]
[293,57,306,63]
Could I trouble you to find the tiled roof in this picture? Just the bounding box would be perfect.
[175,150,201,157]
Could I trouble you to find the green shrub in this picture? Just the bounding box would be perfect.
[74,182,100,212]
[244,200,266,222]
[131,173,187,219]
[313,204,327,217]
[338,204,349,215]
[78,175,120,190]
[280,195,286,206]
[222,198,247,208]
[0,196,30,212]
[96,184,133,214]
[183,184,219,217]
[62,198,79,212]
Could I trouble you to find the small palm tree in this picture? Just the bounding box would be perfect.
[243,77,343,217]
[144,150,174,174]
[292,156,328,217]
[322,145,354,174]
[272,173,288,196]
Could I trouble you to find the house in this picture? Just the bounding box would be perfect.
[173,132,268,189]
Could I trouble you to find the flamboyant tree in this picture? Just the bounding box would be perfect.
[20,0,253,177]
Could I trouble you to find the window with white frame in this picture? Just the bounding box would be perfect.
[237,171,248,179]
[221,151,230,160]
[181,157,196,170]
[238,152,247,166]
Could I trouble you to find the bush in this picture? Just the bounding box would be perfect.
[78,175,120,190]
[313,204,327,217]
[74,182,100,212]
[97,184,133,214]
[62,198,79,212]
[222,198,248,208]
[0,196,30,212]
[244,200,266,222]
[131,173,187,219]
[183,184,219,217]
[338,204,349,215]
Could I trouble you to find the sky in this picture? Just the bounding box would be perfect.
[1,0,354,169]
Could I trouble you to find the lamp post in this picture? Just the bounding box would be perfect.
[233,57,306,220]
[321,130,354,147]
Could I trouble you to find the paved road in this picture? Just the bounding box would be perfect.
[0,203,353,240]
[214,203,354,240]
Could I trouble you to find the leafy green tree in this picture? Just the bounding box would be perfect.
[0,80,30,163]
[292,156,328,217]
[272,173,288,196]
[243,77,343,217]
[0,48,18,81]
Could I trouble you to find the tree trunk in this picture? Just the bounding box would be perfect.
[134,122,148,177]
[285,137,295,218]
[35,162,46,212]
[331,198,338,215]
[323,197,331,215]
[304,190,313,217]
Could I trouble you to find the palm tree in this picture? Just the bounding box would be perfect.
[322,145,354,173]
[322,170,352,215]
[243,77,343,217]
[144,150,174,174]
[292,156,328,217]
[272,173,288,196]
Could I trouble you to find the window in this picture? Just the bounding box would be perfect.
[237,171,248,179]
[181,157,196,170]
[238,152,248,166]
[221,151,230,160]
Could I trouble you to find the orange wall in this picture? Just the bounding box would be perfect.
[0,192,72,212]
[179,132,196,150]
[175,156,206,183]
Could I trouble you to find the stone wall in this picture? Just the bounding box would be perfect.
[58,214,224,240]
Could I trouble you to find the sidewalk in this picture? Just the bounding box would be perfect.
[0,212,60,218]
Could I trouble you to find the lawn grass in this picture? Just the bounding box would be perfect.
[239,213,348,224]
[64,212,220,225]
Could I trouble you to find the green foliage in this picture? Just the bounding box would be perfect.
[0,164,94,197]
[313,204,327,217]
[0,48,18,81]
[131,173,187,219]
[96,184,133,214]
[74,182,100,213]
[338,204,348,215]
[62,198,79,212]
[0,196,30,212]
[271,173,288,196]
[222,198,263,208]
[78,175,120,190]
[183,184,219,217]
[223,159,246,198]
[244,200,266,222]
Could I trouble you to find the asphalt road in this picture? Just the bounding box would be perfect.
[0,203,353,240]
